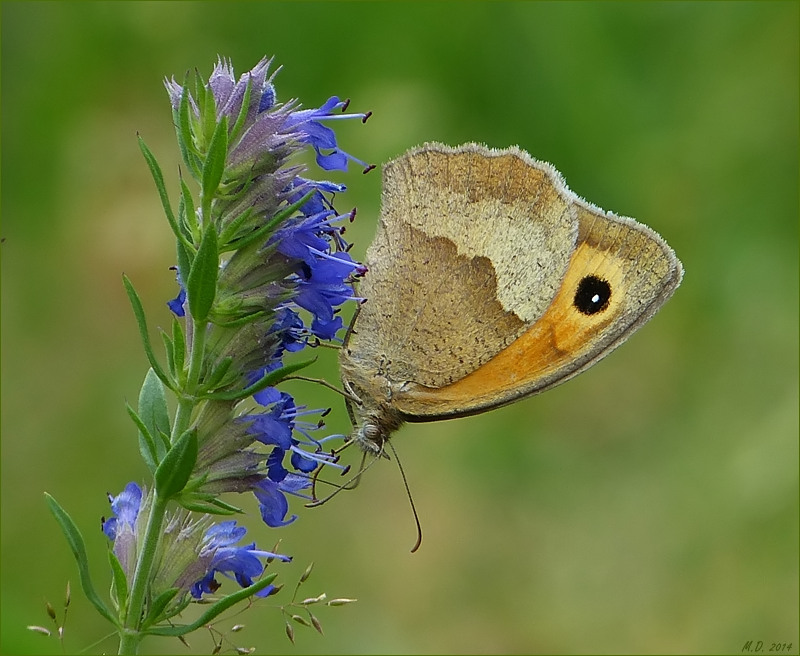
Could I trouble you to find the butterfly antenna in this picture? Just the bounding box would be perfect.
[306,448,377,508]
[309,442,347,501]
[386,439,423,553]
[283,375,361,403]
[309,438,357,502]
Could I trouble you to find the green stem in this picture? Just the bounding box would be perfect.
[120,317,208,654]
[186,316,207,391]
[172,316,207,441]
[118,494,169,655]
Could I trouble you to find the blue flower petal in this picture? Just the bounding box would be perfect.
[315,148,349,171]
[103,482,142,540]
[267,447,289,482]
[254,479,297,527]
[290,449,318,473]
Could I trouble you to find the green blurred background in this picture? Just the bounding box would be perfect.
[2,2,797,654]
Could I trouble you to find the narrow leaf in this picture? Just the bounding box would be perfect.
[155,429,198,500]
[138,369,171,464]
[175,240,192,296]
[108,550,129,614]
[140,588,180,630]
[137,136,183,243]
[126,403,158,474]
[177,78,202,180]
[160,330,176,379]
[202,358,315,401]
[145,574,278,637]
[201,356,234,393]
[180,177,199,243]
[229,78,252,143]
[177,490,243,515]
[172,318,186,383]
[217,207,255,249]
[201,116,228,204]
[211,309,269,330]
[200,75,216,147]
[177,497,239,515]
[200,497,243,514]
[122,275,174,389]
[222,190,315,253]
[156,428,171,452]
[185,227,218,322]
[44,494,118,626]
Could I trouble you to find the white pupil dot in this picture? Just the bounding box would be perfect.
[591,294,601,304]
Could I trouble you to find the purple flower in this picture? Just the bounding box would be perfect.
[285,177,346,217]
[164,57,368,530]
[102,482,142,541]
[268,308,308,354]
[273,212,336,263]
[166,268,187,317]
[189,520,291,599]
[103,484,290,604]
[253,474,314,528]
[167,286,186,317]
[271,215,366,340]
[253,478,298,527]
[103,482,144,579]
[244,390,296,449]
[284,95,373,172]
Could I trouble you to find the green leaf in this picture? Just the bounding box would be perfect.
[172,318,186,383]
[44,494,118,626]
[175,483,239,513]
[138,369,171,464]
[222,190,315,253]
[229,78,252,144]
[211,309,269,330]
[156,428,171,452]
[201,116,228,204]
[145,573,278,637]
[160,329,176,379]
[122,275,174,390]
[177,76,202,181]
[137,136,184,245]
[108,549,129,615]
[179,177,198,242]
[140,587,180,630]
[200,356,234,393]
[171,472,206,500]
[202,358,316,401]
[154,428,198,500]
[177,496,240,515]
[199,74,216,147]
[205,497,244,513]
[175,241,192,294]
[185,226,218,322]
[217,206,255,249]
[126,403,158,474]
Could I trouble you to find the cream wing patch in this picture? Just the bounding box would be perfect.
[385,143,577,324]
[346,144,580,390]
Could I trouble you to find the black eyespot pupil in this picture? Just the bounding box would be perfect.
[574,275,611,315]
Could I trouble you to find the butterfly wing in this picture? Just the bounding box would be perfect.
[339,143,683,423]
